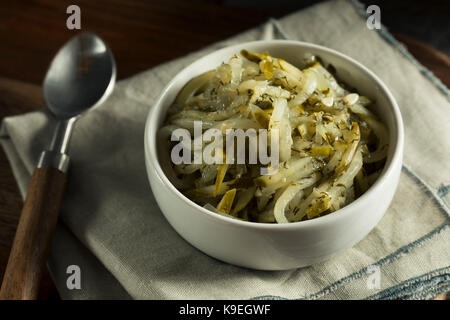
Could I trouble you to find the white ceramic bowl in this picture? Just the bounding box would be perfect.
[144,40,404,270]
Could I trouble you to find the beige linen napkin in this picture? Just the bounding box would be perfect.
[1,0,449,299]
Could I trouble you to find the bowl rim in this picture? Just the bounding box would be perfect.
[144,39,404,230]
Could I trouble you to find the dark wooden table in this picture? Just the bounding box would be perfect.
[0,0,448,300]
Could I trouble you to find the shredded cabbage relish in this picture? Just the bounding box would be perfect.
[159,49,388,223]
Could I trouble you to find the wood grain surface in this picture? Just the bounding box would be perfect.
[0,0,448,300]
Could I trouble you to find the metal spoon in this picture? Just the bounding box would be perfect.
[0,32,116,300]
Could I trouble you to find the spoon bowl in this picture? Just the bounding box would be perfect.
[43,32,116,119]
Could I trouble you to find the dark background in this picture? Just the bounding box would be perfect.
[0,0,448,85]
[225,0,450,55]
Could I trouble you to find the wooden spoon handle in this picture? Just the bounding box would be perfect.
[0,166,67,300]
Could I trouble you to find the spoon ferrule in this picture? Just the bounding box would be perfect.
[37,151,70,173]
